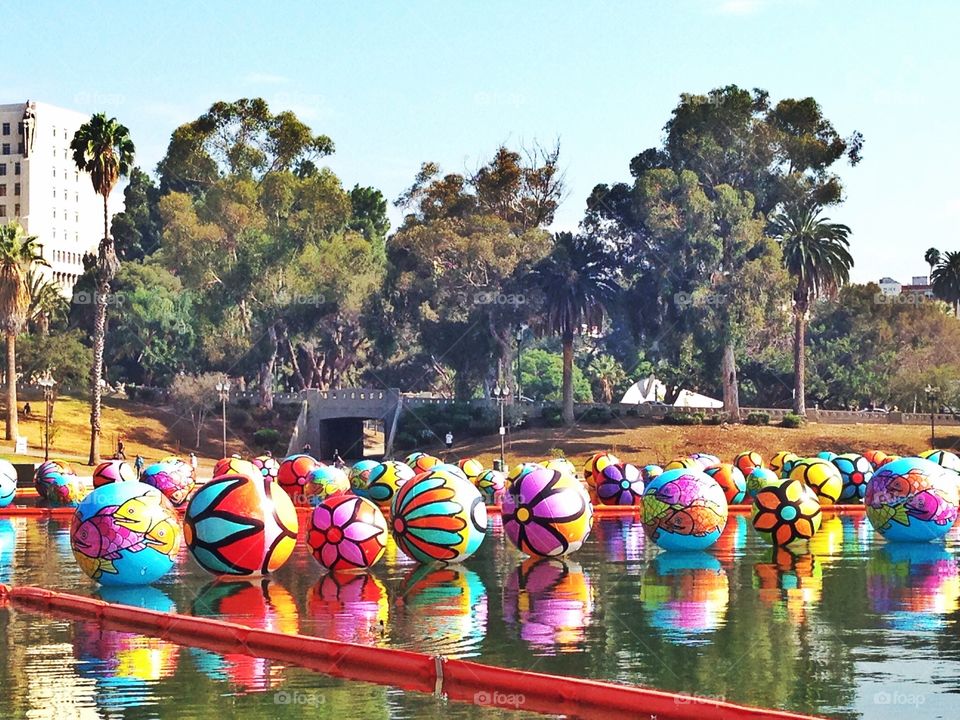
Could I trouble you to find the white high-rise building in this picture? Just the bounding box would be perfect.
[0,99,111,296]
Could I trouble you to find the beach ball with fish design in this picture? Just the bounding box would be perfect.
[92,460,138,488]
[366,460,416,510]
[307,494,388,572]
[865,457,959,542]
[752,479,822,546]
[34,460,83,505]
[0,459,17,508]
[789,458,844,506]
[390,470,487,563]
[641,469,728,551]
[831,453,873,502]
[184,473,298,576]
[503,467,593,557]
[71,482,181,585]
[141,461,194,506]
[596,463,645,506]
[704,463,747,505]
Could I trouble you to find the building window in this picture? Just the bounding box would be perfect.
[14,162,20,175]
[0,206,6,218]
[0,185,5,197]
[0,164,5,176]
[53,146,57,157]
[53,208,57,219]
[2,144,9,156]
[14,183,19,196]
[63,190,67,201]
[74,172,79,183]
[14,203,20,216]
[75,193,79,203]
[1,123,9,136]
[52,167,56,177]
[74,213,79,223]
[52,126,57,137]
[17,143,23,154]
[53,187,57,198]
[64,149,68,160]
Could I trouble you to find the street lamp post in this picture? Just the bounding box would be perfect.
[37,371,56,461]
[216,380,231,458]
[492,385,511,471]
[925,384,940,446]
[515,324,527,402]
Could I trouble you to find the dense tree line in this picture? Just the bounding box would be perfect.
[10,87,960,441]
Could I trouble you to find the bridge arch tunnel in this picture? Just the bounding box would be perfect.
[287,388,402,461]
[317,417,378,461]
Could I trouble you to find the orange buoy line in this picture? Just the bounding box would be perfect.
[1,584,823,720]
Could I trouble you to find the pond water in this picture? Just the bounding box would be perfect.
[0,511,958,719]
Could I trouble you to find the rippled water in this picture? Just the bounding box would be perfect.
[1,510,959,719]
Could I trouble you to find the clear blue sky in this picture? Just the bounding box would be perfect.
[8,0,959,282]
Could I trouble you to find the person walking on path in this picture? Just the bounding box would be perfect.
[116,439,126,460]
[134,454,144,479]
[444,431,454,460]
[189,452,198,475]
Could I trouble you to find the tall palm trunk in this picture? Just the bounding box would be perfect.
[562,330,574,426]
[792,308,807,416]
[721,341,740,421]
[5,331,17,441]
[89,280,108,463]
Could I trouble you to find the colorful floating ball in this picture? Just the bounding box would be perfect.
[733,451,765,477]
[789,458,843,506]
[34,460,83,505]
[184,473,298,575]
[474,469,506,503]
[832,453,873,502]
[390,470,486,563]
[769,451,799,477]
[457,457,485,480]
[865,457,959,542]
[141,461,195,506]
[366,461,415,510]
[92,460,137,488]
[276,454,321,500]
[307,494,388,572]
[752,479,822,546]
[746,467,782,499]
[251,455,280,481]
[817,451,838,462]
[596,463,644,506]
[431,463,470,481]
[407,452,441,474]
[689,453,720,469]
[213,457,260,481]
[545,457,577,479]
[0,459,17,508]
[71,482,180,585]
[863,449,888,469]
[877,455,901,468]
[641,469,728,551]
[663,457,700,472]
[641,464,664,482]
[584,453,618,489]
[503,468,593,557]
[349,459,380,495]
[704,463,747,505]
[919,449,960,473]
[306,465,350,500]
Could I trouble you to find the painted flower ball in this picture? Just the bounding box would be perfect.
[307,494,388,572]
[306,465,350,500]
[663,457,700,472]
[35,460,83,505]
[0,459,17,508]
[474,469,506,503]
[789,458,844,506]
[366,460,416,510]
[503,468,593,557]
[769,451,799,478]
[583,452,619,489]
[596,463,644,506]
[746,467,782,499]
[458,458,485,480]
[92,460,138,488]
[277,454,321,500]
[141,461,195,506]
[831,453,873,502]
[733,451,765,477]
[71,482,180,585]
[641,469,728,551]
[184,473,298,575]
[349,459,380,495]
[251,455,280,481]
[865,457,960,542]
[704,463,747,505]
[390,470,486,563]
[752,479,822,546]
[919,449,960,473]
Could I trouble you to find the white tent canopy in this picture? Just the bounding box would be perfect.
[620,376,723,409]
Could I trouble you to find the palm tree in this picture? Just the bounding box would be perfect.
[931,251,960,316]
[925,247,941,275]
[530,232,619,425]
[0,223,47,441]
[770,202,853,416]
[26,268,69,335]
[70,114,135,463]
